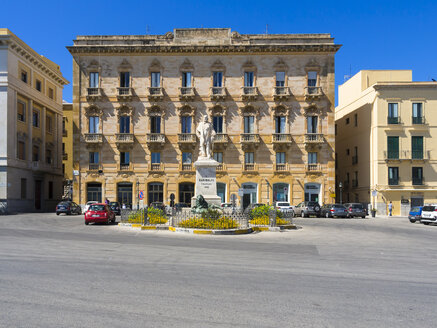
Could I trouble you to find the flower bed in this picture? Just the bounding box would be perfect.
[127,208,167,224]
[249,216,289,226]
[249,205,289,226]
[178,217,239,229]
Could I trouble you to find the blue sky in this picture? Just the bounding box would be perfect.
[1,0,436,103]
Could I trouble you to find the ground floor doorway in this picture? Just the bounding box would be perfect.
[242,183,257,209]
[117,183,132,208]
[34,180,42,210]
[304,183,320,203]
[273,183,289,202]
[87,183,102,203]
[217,183,226,203]
[148,182,163,205]
[179,183,194,205]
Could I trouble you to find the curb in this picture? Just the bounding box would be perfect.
[169,227,253,235]
[252,224,296,232]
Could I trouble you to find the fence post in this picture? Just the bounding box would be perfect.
[269,208,276,227]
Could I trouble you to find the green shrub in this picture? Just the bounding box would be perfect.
[178,217,239,229]
[250,205,283,220]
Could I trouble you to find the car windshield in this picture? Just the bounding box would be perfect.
[410,207,420,212]
[58,202,70,205]
[333,205,346,209]
[422,206,435,211]
[277,203,290,206]
[351,204,363,208]
[109,202,118,206]
[89,205,106,211]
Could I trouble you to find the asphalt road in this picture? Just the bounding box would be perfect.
[0,213,436,328]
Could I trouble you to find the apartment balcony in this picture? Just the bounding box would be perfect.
[84,133,103,147]
[117,87,133,101]
[275,163,289,173]
[352,155,358,165]
[118,163,133,172]
[384,150,430,162]
[240,133,260,149]
[304,86,323,100]
[272,133,292,147]
[243,163,258,173]
[86,87,103,102]
[148,87,164,101]
[88,163,102,172]
[387,116,400,124]
[388,178,400,187]
[412,177,424,186]
[149,163,164,173]
[273,87,290,101]
[178,134,196,149]
[179,163,194,173]
[210,87,226,101]
[62,153,68,161]
[179,87,195,101]
[304,133,324,145]
[241,86,258,101]
[146,133,165,147]
[412,116,425,124]
[216,163,226,173]
[115,133,134,149]
[213,133,229,148]
[305,163,322,174]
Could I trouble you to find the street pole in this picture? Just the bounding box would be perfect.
[339,182,343,204]
[136,181,139,210]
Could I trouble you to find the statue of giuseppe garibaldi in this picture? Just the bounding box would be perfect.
[196,115,216,159]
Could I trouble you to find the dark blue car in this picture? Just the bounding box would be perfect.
[409,206,423,223]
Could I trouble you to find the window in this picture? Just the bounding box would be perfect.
[21,70,28,83]
[307,71,317,87]
[346,117,350,125]
[412,103,423,124]
[307,116,318,133]
[182,152,192,164]
[150,116,161,133]
[120,152,130,164]
[62,143,65,154]
[387,136,399,159]
[62,118,66,133]
[244,71,254,87]
[276,152,285,164]
[89,116,99,133]
[21,178,27,199]
[213,72,223,87]
[244,116,255,133]
[151,72,160,87]
[35,79,42,92]
[388,167,399,185]
[119,116,130,133]
[276,72,285,87]
[354,113,358,127]
[335,152,338,169]
[46,116,52,133]
[213,116,223,133]
[412,167,423,185]
[245,152,254,163]
[151,152,161,163]
[48,88,54,100]
[353,146,358,164]
[412,136,423,159]
[89,152,99,164]
[275,116,286,133]
[48,181,53,199]
[308,152,317,164]
[120,72,130,87]
[353,171,358,187]
[182,72,192,87]
[346,148,350,156]
[32,109,40,128]
[388,103,399,124]
[213,152,223,163]
[17,101,26,122]
[46,149,52,164]
[62,164,65,174]
[32,145,39,162]
[181,116,192,133]
[18,141,25,160]
[89,72,99,88]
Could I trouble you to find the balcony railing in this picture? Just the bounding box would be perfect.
[119,163,131,171]
[213,133,229,144]
[352,155,358,165]
[178,133,196,143]
[275,163,288,172]
[273,87,290,100]
[385,150,429,161]
[62,153,68,161]
[388,178,399,186]
[180,163,194,172]
[115,133,134,143]
[117,87,132,96]
[304,133,324,143]
[384,150,400,160]
[306,163,321,172]
[387,116,399,124]
[272,133,292,143]
[216,163,226,171]
[88,163,101,171]
[240,133,260,144]
[210,87,226,100]
[84,133,103,143]
[412,116,425,124]
[412,177,424,185]
[150,163,164,172]
[148,87,164,100]
[86,88,102,101]
[243,163,257,171]
[179,87,195,100]
[241,86,258,100]
[146,133,165,144]
[304,86,323,98]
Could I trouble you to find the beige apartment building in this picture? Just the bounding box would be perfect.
[67,28,340,208]
[0,29,68,213]
[62,102,74,200]
[335,70,437,215]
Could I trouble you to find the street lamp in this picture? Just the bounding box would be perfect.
[339,182,343,204]
[136,181,140,210]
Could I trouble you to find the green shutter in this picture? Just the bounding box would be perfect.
[412,136,423,159]
[387,137,399,159]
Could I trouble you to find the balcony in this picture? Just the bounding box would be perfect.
[240,133,260,147]
[388,178,400,186]
[384,150,400,161]
[273,87,290,101]
[407,150,429,162]
[117,87,133,101]
[216,163,226,172]
[275,163,289,173]
[387,116,400,124]
[352,155,358,165]
[305,163,322,173]
[148,87,164,101]
[412,116,425,124]
[304,86,323,100]
[241,86,258,101]
[88,163,102,171]
[243,163,258,172]
[118,163,132,172]
[179,87,195,101]
[150,163,164,172]
[86,87,103,101]
[304,133,324,144]
[412,177,424,186]
[213,133,229,147]
[272,133,292,145]
[62,153,68,161]
[180,163,194,173]
[115,133,134,149]
[210,87,226,101]
[84,133,103,146]
[146,133,165,146]
[178,133,196,145]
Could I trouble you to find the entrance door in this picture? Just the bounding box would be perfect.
[304,183,320,203]
[148,182,163,204]
[87,183,102,202]
[117,183,133,207]
[179,183,194,204]
[34,180,42,210]
[243,194,251,209]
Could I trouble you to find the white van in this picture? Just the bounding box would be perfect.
[420,204,437,225]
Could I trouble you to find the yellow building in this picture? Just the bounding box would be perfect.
[62,102,74,199]
[67,28,341,208]
[0,29,69,213]
[335,70,437,215]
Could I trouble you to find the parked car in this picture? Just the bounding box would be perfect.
[344,203,367,218]
[294,201,321,218]
[408,206,423,223]
[150,202,165,212]
[420,204,437,225]
[109,201,121,215]
[56,201,82,215]
[84,201,98,213]
[221,203,233,208]
[321,204,348,218]
[244,203,265,213]
[84,204,116,225]
[275,202,294,215]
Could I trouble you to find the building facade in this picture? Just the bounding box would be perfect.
[67,28,340,208]
[335,70,437,215]
[0,29,68,213]
[62,102,74,200]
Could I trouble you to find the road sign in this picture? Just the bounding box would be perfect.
[330,193,336,198]
[238,188,244,196]
[73,170,79,176]
[372,190,377,197]
[138,190,144,200]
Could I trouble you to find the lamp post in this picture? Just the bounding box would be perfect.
[136,180,140,210]
[339,182,343,204]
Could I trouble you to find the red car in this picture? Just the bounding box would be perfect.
[84,203,116,225]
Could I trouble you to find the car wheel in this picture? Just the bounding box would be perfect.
[56,212,60,216]
[410,219,416,223]
[361,216,366,219]
[423,222,430,225]
[85,221,89,225]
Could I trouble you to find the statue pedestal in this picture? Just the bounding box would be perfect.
[191,157,222,207]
